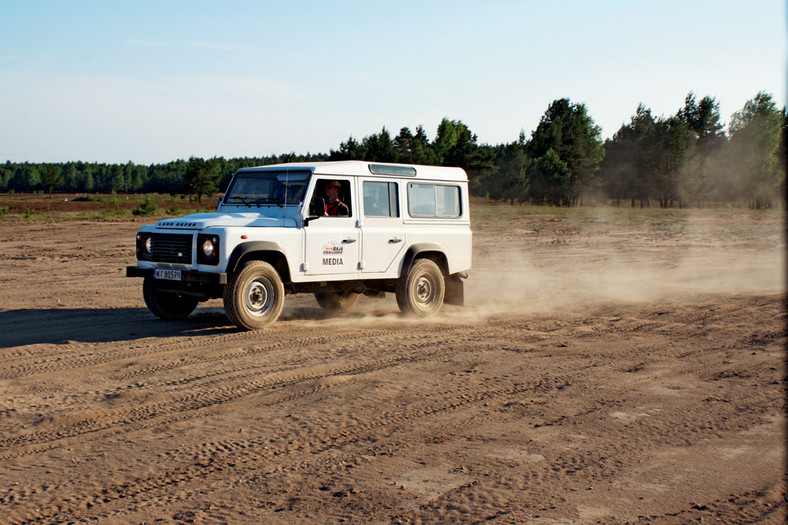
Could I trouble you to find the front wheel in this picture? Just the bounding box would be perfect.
[395,259,445,317]
[142,277,199,320]
[223,261,285,330]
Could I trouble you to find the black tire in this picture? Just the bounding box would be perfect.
[142,277,199,320]
[223,260,284,330]
[314,291,360,313]
[395,259,445,317]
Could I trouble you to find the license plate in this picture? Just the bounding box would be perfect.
[154,269,182,281]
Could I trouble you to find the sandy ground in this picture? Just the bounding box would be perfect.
[0,207,785,524]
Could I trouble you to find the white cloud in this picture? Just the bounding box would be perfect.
[124,39,260,52]
[188,41,261,52]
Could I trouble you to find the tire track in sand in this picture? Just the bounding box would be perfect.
[2,376,572,525]
[0,318,482,380]
[0,327,522,460]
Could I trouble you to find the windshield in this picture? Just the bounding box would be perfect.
[223,170,310,206]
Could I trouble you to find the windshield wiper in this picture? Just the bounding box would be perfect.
[230,196,281,207]
[229,196,254,206]
[253,198,281,206]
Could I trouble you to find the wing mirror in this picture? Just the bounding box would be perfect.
[304,196,326,226]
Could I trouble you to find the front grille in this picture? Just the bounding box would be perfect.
[151,233,192,263]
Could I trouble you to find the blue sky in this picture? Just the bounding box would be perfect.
[1,0,785,164]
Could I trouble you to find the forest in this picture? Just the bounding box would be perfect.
[1,91,785,208]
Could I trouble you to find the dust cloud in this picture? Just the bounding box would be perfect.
[465,208,785,317]
[467,245,784,316]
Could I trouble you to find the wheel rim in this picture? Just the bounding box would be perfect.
[415,275,436,306]
[244,277,273,317]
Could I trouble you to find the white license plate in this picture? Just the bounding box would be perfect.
[154,269,182,281]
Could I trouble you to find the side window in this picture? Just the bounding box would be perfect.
[311,178,352,217]
[363,181,399,217]
[407,183,461,218]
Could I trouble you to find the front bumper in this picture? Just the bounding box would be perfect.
[126,266,227,285]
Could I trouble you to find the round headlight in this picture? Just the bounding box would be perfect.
[144,236,152,253]
[202,238,214,257]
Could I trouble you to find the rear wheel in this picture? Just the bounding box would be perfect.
[314,291,360,313]
[142,277,199,320]
[223,261,285,330]
[395,259,445,317]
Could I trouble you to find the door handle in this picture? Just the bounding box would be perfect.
[389,238,402,243]
[342,238,357,243]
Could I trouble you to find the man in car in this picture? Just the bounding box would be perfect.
[324,181,349,216]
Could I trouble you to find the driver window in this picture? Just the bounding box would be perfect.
[311,179,352,217]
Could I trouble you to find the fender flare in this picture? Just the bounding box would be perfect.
[400,243,447,276]
[226,241,287,275]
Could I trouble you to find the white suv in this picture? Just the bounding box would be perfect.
[127,161,472,329]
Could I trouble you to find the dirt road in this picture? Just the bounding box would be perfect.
[0,207,785,524]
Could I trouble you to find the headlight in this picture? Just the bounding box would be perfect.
[197,234,220,265]
[202,238,215,257]
[136,233,153,260]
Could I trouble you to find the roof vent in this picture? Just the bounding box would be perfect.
[368,164,417,176]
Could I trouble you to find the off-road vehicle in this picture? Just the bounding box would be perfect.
[127,161,472,329]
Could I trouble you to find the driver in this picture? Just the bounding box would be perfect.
[324,181,349,216]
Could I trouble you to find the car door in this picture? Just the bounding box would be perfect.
[303,177,360,277]
[359,179,405,275]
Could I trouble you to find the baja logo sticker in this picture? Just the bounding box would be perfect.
[322,242,344,266]
[322,243,344,256]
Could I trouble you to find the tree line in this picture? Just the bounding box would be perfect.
[0,153,326,202]
[2,91,784,208]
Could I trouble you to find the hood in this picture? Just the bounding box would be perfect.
[155,212,298,230]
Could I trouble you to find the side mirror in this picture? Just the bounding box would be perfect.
[304,196,326,226]
[309,196,326,216]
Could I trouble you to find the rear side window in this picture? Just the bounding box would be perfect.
[363,181,399,217]
[407,183,460,218]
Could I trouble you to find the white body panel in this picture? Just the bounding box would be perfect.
[359,216,406,274]
[303,215,360,277]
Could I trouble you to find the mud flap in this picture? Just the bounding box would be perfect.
[444,273,465,306]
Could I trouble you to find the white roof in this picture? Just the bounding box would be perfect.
[237,161,468,182]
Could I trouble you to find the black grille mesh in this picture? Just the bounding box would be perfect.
[151,233,192,263]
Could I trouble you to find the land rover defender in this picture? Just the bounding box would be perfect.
[126,161,472,329]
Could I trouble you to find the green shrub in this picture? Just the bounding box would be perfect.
[165,196,180,215]
[101,198,125,217]
[100,206,126,218]
[132,196,158,216]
